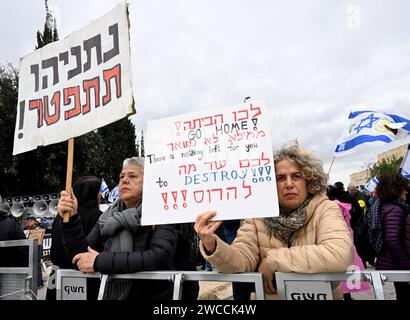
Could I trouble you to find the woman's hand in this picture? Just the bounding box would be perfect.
[72,246,99,273]
[258,258,277,295]
[57,190,78,219]
[194,211,222,254]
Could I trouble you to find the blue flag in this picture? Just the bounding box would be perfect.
[364,177,379,193]
[400,144,410,180]
[100,178,109,198]
[108,185,119,203]
[334,109,410,157]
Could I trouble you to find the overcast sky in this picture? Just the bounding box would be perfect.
[2,0,410,187]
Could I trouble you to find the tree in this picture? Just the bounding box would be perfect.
[140,130,145,157]
[36,0,58,49]
[0,64,19,195]
[98,118,137,187]
[367,156,403,179]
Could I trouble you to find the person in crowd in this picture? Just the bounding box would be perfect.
[195,141,353,299]
[327,185,370,300]
[57,157,198,300]
[372,173,410,301]
[405,185,410,258]
[47,176,103,300]
[24,216,39,231]
[24,215,45,288]
[368,191,377,208]
[334,182,363,228]
[0,206,27,267]
[348,182,370,207]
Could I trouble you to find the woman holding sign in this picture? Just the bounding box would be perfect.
[57,157,178,300]
[195,142,353,300]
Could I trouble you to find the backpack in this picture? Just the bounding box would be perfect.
[353,213,376,265]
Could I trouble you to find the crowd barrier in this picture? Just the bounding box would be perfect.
[0,239,38,300]
[56,268,410,300]
[56,269,265,300]
[275,270,410,300]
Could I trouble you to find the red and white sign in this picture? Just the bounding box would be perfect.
[142,101,279,225]
[13,1,135,155]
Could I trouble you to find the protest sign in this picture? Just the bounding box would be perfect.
[13,1,135,155]
[27,228,46,246]
[142,101,279,225]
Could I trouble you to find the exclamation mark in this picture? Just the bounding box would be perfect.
[251,118,258,131]
[161,193,169,210]
[175,121,181,136]
[265,166,272,181]
[258,167,264,182]
[18,101,25,139]
[171,191,178,209]
[181,190,187,208]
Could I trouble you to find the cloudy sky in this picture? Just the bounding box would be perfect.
[2,0,410,186]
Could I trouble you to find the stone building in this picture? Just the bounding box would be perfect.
[349,144,408,186]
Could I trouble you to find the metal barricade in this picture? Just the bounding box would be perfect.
[56,269,101,300]
[0,239,38,300]
[56,269,265,300]
[275,270,410,300]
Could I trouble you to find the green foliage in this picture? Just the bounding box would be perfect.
[36,0,58,49]
[0,64,19,195]
[368,157,403,179]
[98,118,137,188]
[140,130,145,157]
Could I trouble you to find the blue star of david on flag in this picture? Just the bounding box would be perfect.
[335,109,410,157]
[353,113,380,134]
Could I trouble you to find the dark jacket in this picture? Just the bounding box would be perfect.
[61,207,178,300]
[172,223,199,300]
[338,191,363,228]
[50,206,102,269]
[376,202,410,270]
[405,213,410,257]
[0,211,28,267]
[47,206,102,301]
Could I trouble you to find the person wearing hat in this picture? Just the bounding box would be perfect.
[24,215,39,230]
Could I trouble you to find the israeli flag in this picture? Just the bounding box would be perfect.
[400,144,410,180]
[108,185,119,203]
[364,177,379,193]
[334,109,410,157]
[100,178,109,198]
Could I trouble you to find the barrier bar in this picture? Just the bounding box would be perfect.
[57,269,265,300]
[0,239,38,300]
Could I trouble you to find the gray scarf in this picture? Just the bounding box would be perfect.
[265,197,311,246]
[98,199,142,300]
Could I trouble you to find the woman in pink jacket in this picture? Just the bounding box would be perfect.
[195,142,353,299]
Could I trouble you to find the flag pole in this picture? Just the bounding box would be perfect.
[64,138,74,222]
[327,156,336,177]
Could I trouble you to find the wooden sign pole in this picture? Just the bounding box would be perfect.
[64,138,74,222]
[327,156,336,177]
